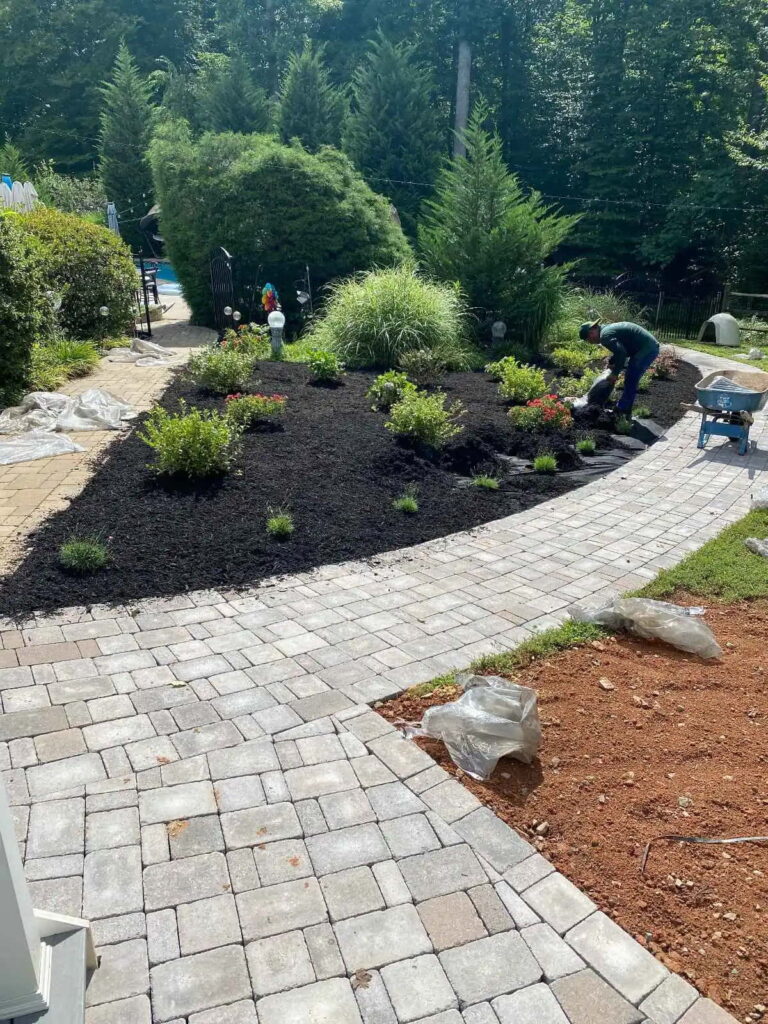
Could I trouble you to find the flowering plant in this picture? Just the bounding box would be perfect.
[509,394,573,432]
[220,324,269,355]
[224,392,287,428]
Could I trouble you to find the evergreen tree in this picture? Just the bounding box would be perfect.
[343,30,444,236]
[98,43,155,251]
[0,139,30,180]
[197,55,271,135]
[277,41,345,151]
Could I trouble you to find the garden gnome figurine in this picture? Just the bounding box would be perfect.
[491,320,508,344]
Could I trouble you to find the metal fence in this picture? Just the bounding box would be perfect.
[618,290,723,341]
[133,253,153,339]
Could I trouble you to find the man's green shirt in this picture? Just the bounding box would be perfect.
[598,322,659,373]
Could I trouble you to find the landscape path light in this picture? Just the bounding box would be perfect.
[268,309,286,357]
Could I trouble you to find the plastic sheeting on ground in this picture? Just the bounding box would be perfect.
[752,486,768,510]
[571,596,722,659]
[0,390,136,435]
[401,673,541,780]
[107,337,177,366]
[0,431,85,466]
[745,537,768,558]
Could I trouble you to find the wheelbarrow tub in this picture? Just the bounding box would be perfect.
[695,369,768,413]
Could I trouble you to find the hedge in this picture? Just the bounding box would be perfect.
[0,212,48,404]
[149,121,411,328]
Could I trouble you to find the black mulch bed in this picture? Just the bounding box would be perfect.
[0,359,699,616]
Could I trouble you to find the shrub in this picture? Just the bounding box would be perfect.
[472,475,500,490]
[398,349,447,390]
[306,349,344,383]
[0,212,48,403]
[634,404,652,419]
[150,123,410,329]
[139,402,241,477]
[386,390,464,448]
[496,359,547,404]
[188,347,255,394]
[367,371,417,411]
[266,508,294,540]
[58,536,110,572]
[533,452,558,473]
[550,347,591,376]
[651,349,678,380]
[509,395,573,432]
[615,415,634,435]
[44,337,101,378]
[392,485,419,514]
[556,375,592,398]
[307,266,467,370]
[484,356,516,381]
[14,207,135,340]
[34,162,107,217]
[576,436,596,455]
[638,371,653,392]
[225,392,287,428]
[221,324,270,357]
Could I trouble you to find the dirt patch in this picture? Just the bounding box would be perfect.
[380,598,768,1020]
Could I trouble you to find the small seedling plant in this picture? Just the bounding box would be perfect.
[59,536,110,572]
[533,451,558,473]
[576,436,596,455]
[392,484,419,513]
[266,507,294,539]
[472,475,500,490]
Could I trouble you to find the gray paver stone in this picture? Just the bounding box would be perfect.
[143,851,230,910]
[125,735,179,772]
[412,1013,462,1024]
[372,859,411,907]
[304,922,345,980]
[252,837,312,886]
[0,705,68,741]
[352,755,396,788]
[467,884,513,935]
[306,822,390,875]
[28,875,82,917]
[504,853,555,893]
[492,983,569,1024]
[188,1000,258,1024]
[421,780,482,823]
[494,881,540,928]
[318,788,376,829]
[381,813,440,858]
[678,999,741,1024]
[82,715,155,751]
[291,691,353,722]
[161,754,209,785]
[367,781,426,821]
[86,806,140,851]
[254,705,304,734]
[141,822,169,865]
[257,977,363,1024]
[85,939,149,1006]
[550,969,643,1024]
[208,738,279,779]
[523,871,596,935]
[353,969,397,1023]
[246,929,315,996]
[177,893,241,954]
[212,773,265,812]
[172,720,242,758]
[334,904,431,971]
[519,923,585,981]
[147,908,180,965]
[639,974,699,1024]
[381,954,457,1023]
[296,733,346,764]
[285,761,358,800]
[368,733,435,778]
[27,752,106,797]
[220,801,302,849]
[150,944,251,1022]
[226,847,260,892]
[84,994,151,1024]
[296,797,329,835]
[452,808,533,873]
[35,728,87,762]
[91,912,146,946]
[417,891,487,951]
[236,876,327,941]
[24,853,83,880]
[138,780,217,824]
[439,931,542,1006]
[26,797,84,858]
[168,814,224,858]
[83,846,143,918]
[399,845,487,902]
[462,1004,499,1024]
[565,911,668,1004]
[320,865,385,922]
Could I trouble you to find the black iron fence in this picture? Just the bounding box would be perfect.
[133,252,153,339]
[209,249,315,336]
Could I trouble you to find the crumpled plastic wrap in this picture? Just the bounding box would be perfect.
[744,537,768,558]
[571,368,615,412]
[401,673,541,780]
[751,486,768,510]
[571,597,722,659]
[107,337,176,366]
[0,390,136,435]
[0,431,85,466]
[746,347,765,360]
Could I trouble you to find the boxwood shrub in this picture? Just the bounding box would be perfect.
[0,212,49,404]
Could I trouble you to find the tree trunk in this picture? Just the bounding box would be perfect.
[453,37,472,156]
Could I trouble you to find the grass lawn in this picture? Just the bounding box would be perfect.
[669,334,768,361]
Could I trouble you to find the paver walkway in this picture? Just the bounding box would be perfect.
[1,348,764,1024]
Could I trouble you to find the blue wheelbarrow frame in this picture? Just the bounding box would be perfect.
[694,369,768,455]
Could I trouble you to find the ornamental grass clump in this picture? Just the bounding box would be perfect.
[496,359,547,404]
[615,415,634,435]
[225,392,287,429]
[266,508,294,539]
[140,402,241,477]
[58,536,110,572]
[533,451,558,474]
[576,436,596,455]
[471,475,500,490]
[367,371,416,411]
[188,347,255,394]
[392,485,419,514]
[508,394,573,432]
[385,390,465,448]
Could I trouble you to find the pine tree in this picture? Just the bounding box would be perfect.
[0,138,29,180]
[343,30,444,236]
[98,43,154,251]
[277,41,345,152]
[198,55,271,135]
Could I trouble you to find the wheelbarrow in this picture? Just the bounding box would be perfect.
[687,369,768,455]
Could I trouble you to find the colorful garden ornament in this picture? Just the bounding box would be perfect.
[262,283,279,314]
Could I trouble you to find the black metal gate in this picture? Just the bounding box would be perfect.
[132,252,153,339]
[210,247,235,333]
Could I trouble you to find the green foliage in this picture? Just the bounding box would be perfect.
[224,392,287,428]
[98,44,155,250]
[150,123,410,329]
[544,289,646,351]
[0,212,48,404]
[28,346,66,391]
[307,266,466,370]
[278,41,345,152]
[0,139,29,179]
[306,348,344,382]
[398,349,446,390]
[638,371,653,392]
[639,509,768,602]
[34,162,107,218]
[392,484,419,514]
[471,475,500,490]
[634,404,652,419]
[367,371,416,411]
[495,359,547,404]
[43,337,101,378]
[220,324,270,357]
[471,621,608,674]
[576,436,596,455]
[419,105,577,351]
[385,390,464,448]
[509,395,573,432]
[556,375,592,398]
[344,30,443,235]
[139,402,241,477]
[550,346,591,376]
[16,206,135,339]
[615,415,634,435]
[198,55,271,135]
[533,451,558,473]
[58,536,110,573]
[188,348,255,394]
[266,508,295,540]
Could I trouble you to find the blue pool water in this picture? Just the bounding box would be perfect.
[142,261,183,297]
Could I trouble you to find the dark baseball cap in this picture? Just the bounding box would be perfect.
[579,320,601,340]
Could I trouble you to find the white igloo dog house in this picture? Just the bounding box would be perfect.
[698,312,740,347]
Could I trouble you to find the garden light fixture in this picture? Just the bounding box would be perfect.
[268,309,286,356]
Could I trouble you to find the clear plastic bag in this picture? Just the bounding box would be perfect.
[107,338,176,366]
[571,597,722,659]
[745,537,768,558]
[0,431,85,466]
[402,673,541,781]
[746,348,765,360]
[752,486,768,510]
[0,389,136,434]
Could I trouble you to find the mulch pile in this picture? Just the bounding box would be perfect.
[380,598,768,1021]
[0,359,698,615]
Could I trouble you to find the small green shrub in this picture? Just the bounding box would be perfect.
[651,349,678,380]
[367,371,417,411]
[221,324,271,357]
[306,348,344,382]
[472,475,500,490]
[509,395,573,432]
[496,359,547,404]
[550,346,591,376]
[556,375,592,398]
[139,402,241,477]
[576,436,596,455]
[533,451,558,473]
[634,404,652,419]
[266,508,294,539]
[188,347,255,394]
[386,391,465,448]
[638,371,653,392]
[615,415,634,435]
[392,485,419,514]
[224,392,287,428]
[484,355,517,381]
[59,536,110,572]
[398,349,447,390]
